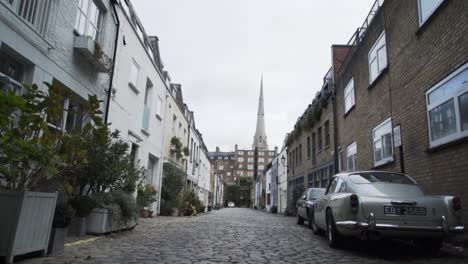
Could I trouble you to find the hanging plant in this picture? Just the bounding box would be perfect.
[183,147,190,156]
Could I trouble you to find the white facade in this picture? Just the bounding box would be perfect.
[213,173,224,207]
[277,147,288,214]
[0,0,116,120]
[108,1,166,213]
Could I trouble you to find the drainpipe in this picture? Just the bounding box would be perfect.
[332,87,339,174]
[104,0,121,124]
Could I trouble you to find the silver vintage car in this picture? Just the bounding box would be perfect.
[312,171,464,250]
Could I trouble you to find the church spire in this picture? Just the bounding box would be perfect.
[253,75,268,150]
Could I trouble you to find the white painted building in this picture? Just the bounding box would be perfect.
[108,0,167,213]
[265,168,272,212]
[277,146,288,214]
[0,0,116,125]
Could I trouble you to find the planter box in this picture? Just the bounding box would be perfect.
[86,208,136,234]
[47,228,67,255]
[68,218,87,237]
[0,190,57,264]
[73,36,111,72]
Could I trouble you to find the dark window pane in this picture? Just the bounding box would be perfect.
[459,92,468,131]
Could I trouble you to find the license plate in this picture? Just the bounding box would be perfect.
[384,206,426,216]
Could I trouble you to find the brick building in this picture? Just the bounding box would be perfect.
[285,0,468,225]
[334,0,468,224]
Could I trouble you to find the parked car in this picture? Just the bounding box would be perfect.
[296,188,326,228]
[313,171,464,250]
[228,202,235,208]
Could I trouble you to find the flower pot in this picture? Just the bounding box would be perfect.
[171,207,179,217]
[148,210,154,218]
[140,209,149,218]
[86,208,137,234]
[68,217,87,237]
[0,190,57,264]
[47,227,67,255]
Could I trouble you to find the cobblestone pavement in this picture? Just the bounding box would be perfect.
[19,208,466,264]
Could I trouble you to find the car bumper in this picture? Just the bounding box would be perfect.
[335,214,464,235]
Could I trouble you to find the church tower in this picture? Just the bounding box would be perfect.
[252,76,268,150]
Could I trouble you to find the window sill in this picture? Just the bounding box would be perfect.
[368,66,388,90]
[128,82,140,94]
[141,128,150,136]
[415,1,448,36]
[426,135,468,153]
[343,105,356,118]
[372,158,394,169]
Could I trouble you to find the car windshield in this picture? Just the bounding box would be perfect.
[308,189,325,200]
[349,172,416,185]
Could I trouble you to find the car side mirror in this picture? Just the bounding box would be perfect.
[302,195,307,200]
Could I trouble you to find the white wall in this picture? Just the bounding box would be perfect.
[277,147,288,214]
[108,5,166,214]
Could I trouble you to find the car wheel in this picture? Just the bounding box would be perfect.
[326,209,342,248]
[296,212,304,225]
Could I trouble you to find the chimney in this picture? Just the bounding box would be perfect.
[216,146,220,153]
[235,144,238,152]
[274,146,278,155]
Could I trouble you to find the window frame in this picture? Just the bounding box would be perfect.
[368,31,388,84]
[417,0,444,26]
[372,118,394,166]
[346,142,357,172]
[74,0,103,41]
[425,63,468,148]
[129,59,140,93]
[344,78,355,114]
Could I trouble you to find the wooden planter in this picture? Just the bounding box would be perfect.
[0,190,57,264]
[86,208,136,234]
[47,228,67,255]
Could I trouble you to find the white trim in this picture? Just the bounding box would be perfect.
[372,117,394,167]
[417,0,444,26]
[368,31,388,84]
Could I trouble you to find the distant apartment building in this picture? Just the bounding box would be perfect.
[0,0,116,125]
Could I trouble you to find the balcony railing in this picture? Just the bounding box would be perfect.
[2,0,55,37]
[346,0,385,46]
[142,105,150,131]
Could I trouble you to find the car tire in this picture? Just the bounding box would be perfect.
[296,212,304,225]
[326,209,342,248]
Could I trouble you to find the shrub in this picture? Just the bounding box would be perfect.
[69,196,97,218]
[52,201,76,228]
[137,184,158,210]
[91,191,137,222]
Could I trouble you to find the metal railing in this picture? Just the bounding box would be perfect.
[2,0,54,37]
[346,0,385,46]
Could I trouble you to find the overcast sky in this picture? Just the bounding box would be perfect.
[132,0,375,152]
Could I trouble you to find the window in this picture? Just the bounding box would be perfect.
[259,165,264,170]
[6,0,53,36]
[248,151,254,155]
[306,136,311,158]
[295,148,299,166]
[238,151,244,155]
[238,164,243,169]
[317,127,323,150]
[129,59,139,92]
[299,144,302,163]
[238,157,244,162]
[259,151,264,155]
[248,157,254,162]
[426,64,468,147]
[218,165,224,170]
[311,132,317,165]
[259,158,264,163]
[346,142,357,172]
[373,118,393,166]
[227,172,231,176]
[368,31,387,84]
[344,78,355,113]
[418,0,443,26]
[248,165,253,170]
[75,0,102,41]
[248,172,253,177]
[324,121,330,147]
[238,171,244,176]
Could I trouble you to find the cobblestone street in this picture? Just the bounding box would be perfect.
[20,208,466,264]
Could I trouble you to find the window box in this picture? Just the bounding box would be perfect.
[73,36,111,72]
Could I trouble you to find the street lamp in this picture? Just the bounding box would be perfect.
[281,155,287,167]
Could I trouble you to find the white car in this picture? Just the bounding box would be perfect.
[312,171,464,250]
[228,202,235,208]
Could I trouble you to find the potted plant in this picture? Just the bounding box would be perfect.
[48,201,75,255]
[137,184,157,218]
[68,196,97,237]
[0,83,92,263]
